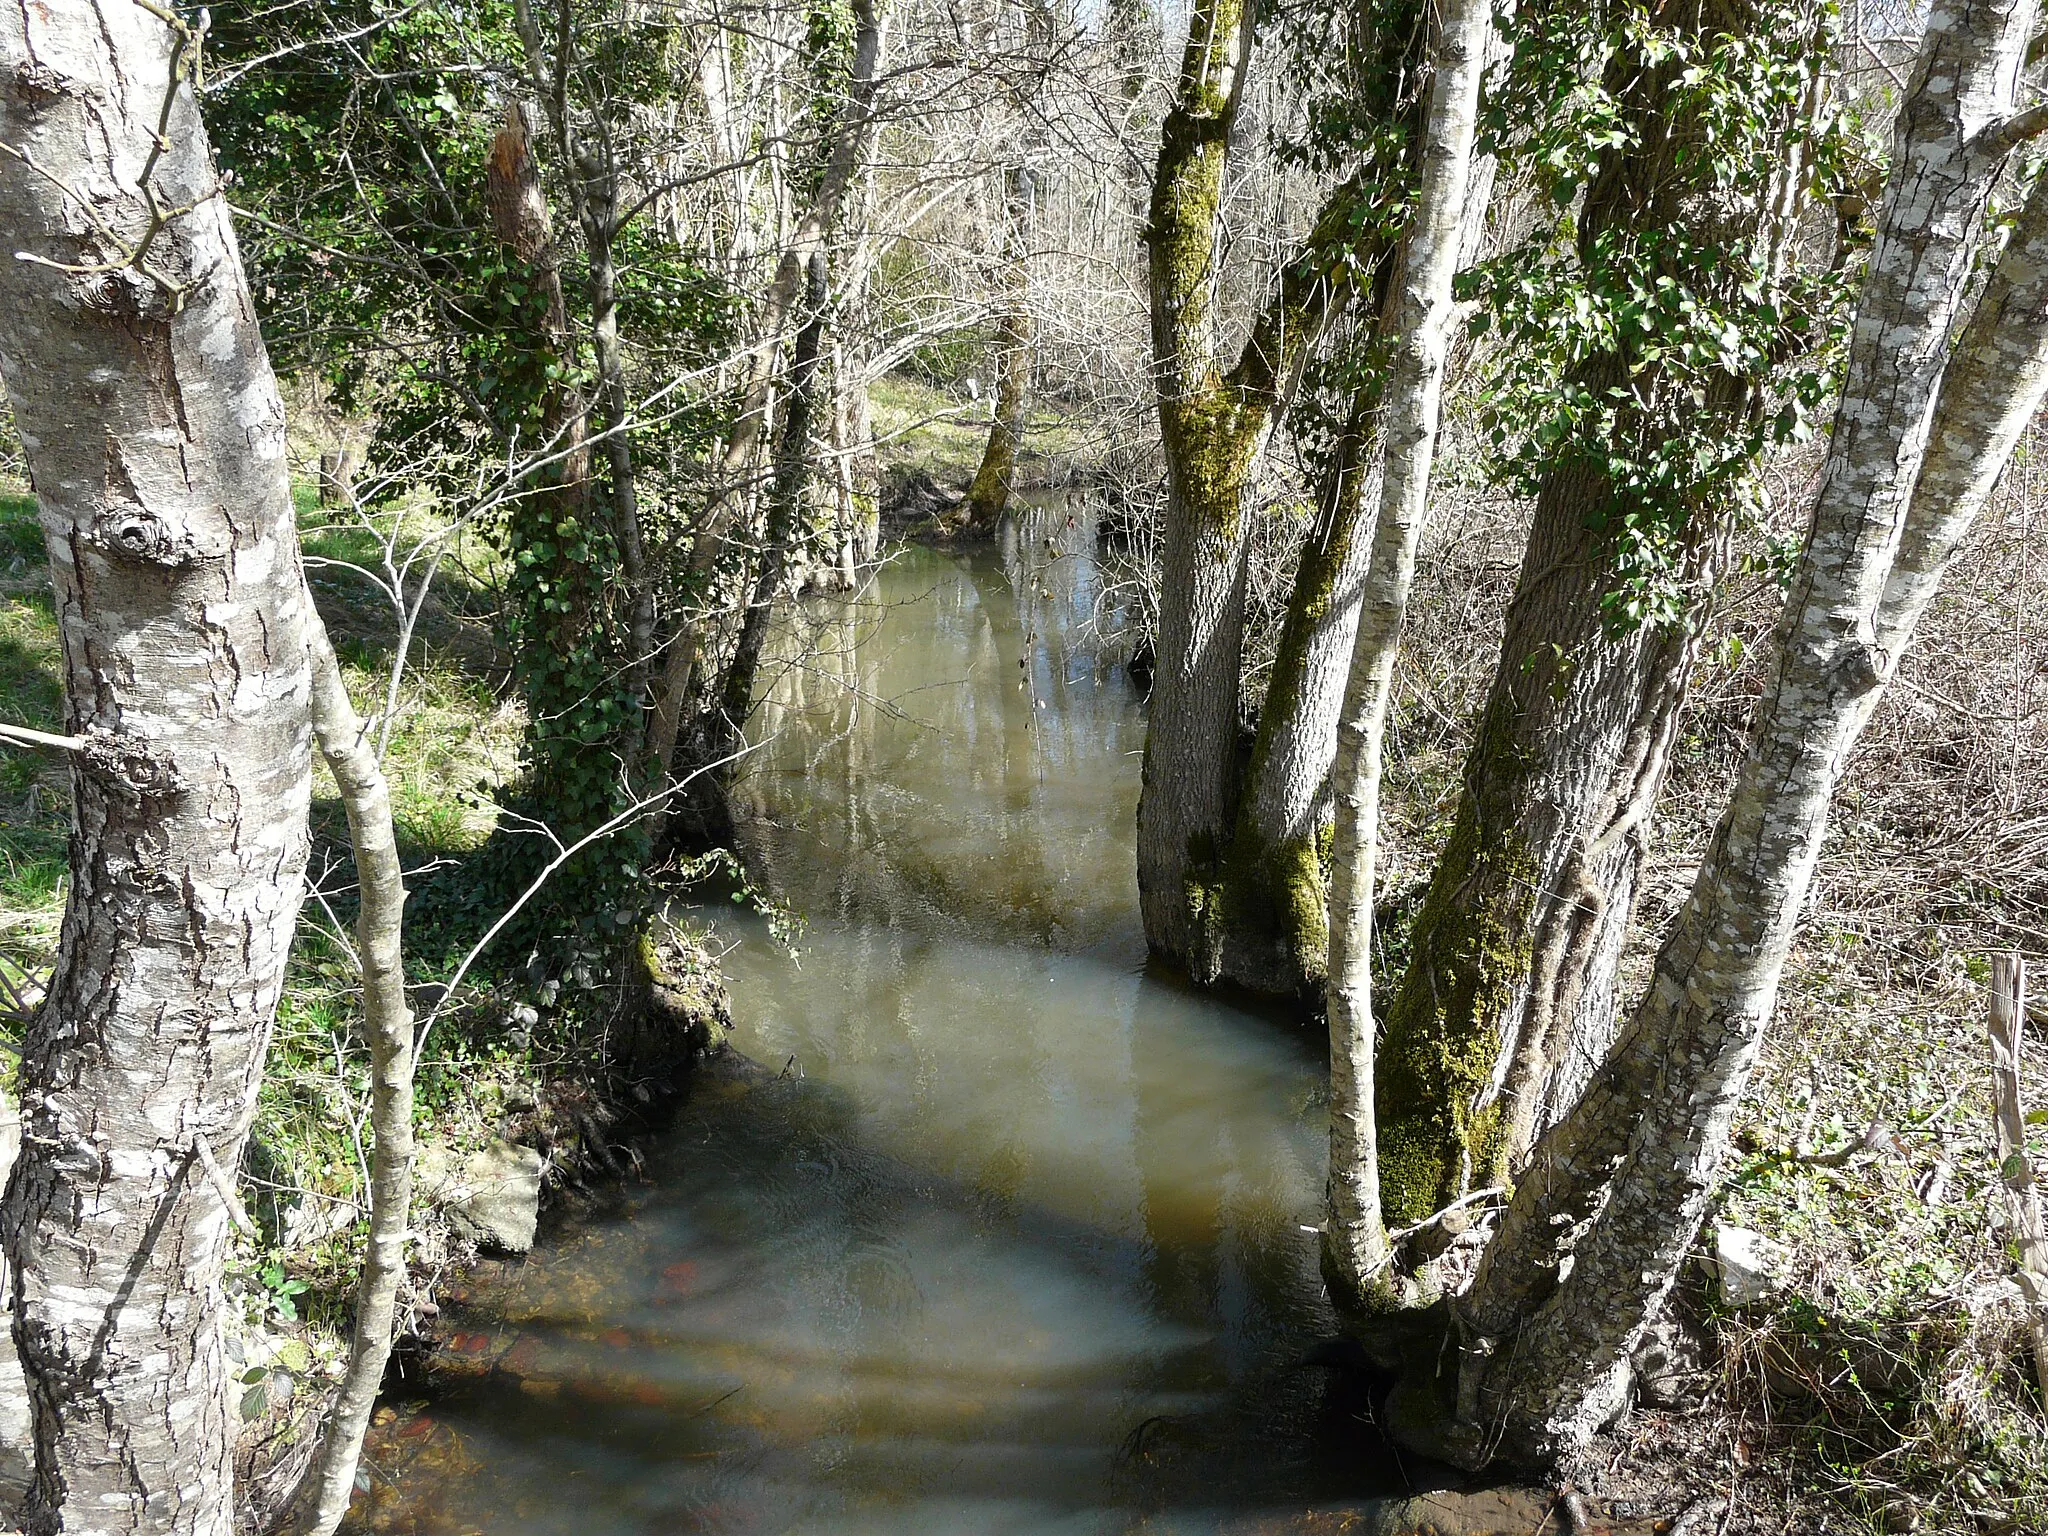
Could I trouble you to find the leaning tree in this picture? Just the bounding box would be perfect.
[0,3,314,1529]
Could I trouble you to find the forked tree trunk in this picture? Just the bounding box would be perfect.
[1368,460,1725,1223]
[1208,393,1380,996]
[0,6,315,1529]
[1368,0,1809,1223]
[1136,0,1384,968]
[1321,0,1496,1312]
[1443,0,2048,1466]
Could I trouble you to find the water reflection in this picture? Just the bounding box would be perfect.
[364,502,1402,1534]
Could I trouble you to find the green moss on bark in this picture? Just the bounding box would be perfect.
[1372,801,1535,1224]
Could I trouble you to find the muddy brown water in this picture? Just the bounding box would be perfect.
[356,506,1611,1536]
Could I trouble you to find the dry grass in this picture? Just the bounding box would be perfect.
[1359,410,2048,1531]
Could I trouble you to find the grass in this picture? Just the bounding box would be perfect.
[0,473,566,1371]
[868,371,1096,490]
[1704,939,2048,1535]
[0,492,64,1000]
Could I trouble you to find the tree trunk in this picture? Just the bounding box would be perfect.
[966,159,1037,531]
[1447,0,2048,1466]
[1209,396,1379,995]
[648,0,890,799]
[708,254,831,775]
[827,345,880,589]
[1132,0,1259,964]
[1367,0,1806,1224]
[1135,0,1368,966]
[483,101,619,853]
[288,617,415,1536]
[1321,0,1496,1312]
[0,7,315,1530]
[513,0,657,758]
[1368,465,1723,1223]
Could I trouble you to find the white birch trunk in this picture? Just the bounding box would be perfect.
[1322,0,1497,1310]
[0,6,314,1530]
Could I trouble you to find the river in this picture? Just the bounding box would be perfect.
[358,503,1458,1534]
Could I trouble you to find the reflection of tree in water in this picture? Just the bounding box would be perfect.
[1122,977,1375,1507]
[729,500,1147,950]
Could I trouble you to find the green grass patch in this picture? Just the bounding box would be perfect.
[1,531,65,993]
[869,371,1089,490]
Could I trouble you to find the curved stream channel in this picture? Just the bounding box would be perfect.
[360,504,1547,1534]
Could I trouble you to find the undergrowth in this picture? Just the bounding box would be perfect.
[0,473,723,1467]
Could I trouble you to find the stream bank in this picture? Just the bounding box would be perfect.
[345,511,1673,1535]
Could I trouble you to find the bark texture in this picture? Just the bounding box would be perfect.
[1446,0,2048,1467]
[1322,0,1495,1312]
[1211,397,1379,996]
[289,618,415,1536]
[1369,0,1802,1224]
[1135,0,1263,966]
[1136,0,1396,971]
[0,7,315,1530]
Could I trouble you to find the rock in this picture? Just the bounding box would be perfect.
[1705,1224,1793,1307]
[419,1140,545,1253]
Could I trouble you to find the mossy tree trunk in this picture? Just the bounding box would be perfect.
[1135,0,1263,965]
[1366,0,1809,1226]
[966,163,1037,533]
[1208,394,1380,995]
[1441,3,2048,1462]
[1136,0,1406,971]
[1368,456,1726,1223]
